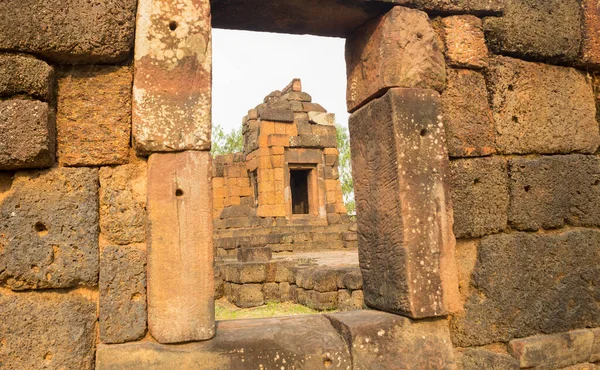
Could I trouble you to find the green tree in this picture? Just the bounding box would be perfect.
[336,124,355,214]
[211,124,243,156]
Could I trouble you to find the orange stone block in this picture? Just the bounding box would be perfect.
[213,177,224,188]
[268,134,290,148]
[324,148,339,155]
[146,151,214,343]
[230,196,241,205]
[271,146,285,155]
[260,121,275,136]
[285,124,298,137]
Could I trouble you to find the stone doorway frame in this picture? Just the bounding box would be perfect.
[119,0,458,361]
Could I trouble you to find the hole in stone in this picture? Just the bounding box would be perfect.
[512,116,519,123]
[473,178,481,185]
[131,292,142,301]
[323,357,332,367]
[524,185,531,192]
[420,128,428,137]
[416,32,423,40]
[31,265,40,273]
[508,84,514,91]
[34,222,48,236]
[44,352,53,361]
[594,179,600,186]
[175,189,184,197]
[169,20,178,31]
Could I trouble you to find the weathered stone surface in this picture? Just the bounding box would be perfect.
[133,0,212,154]
[509,330,595,369]
[237,247,272,262]
[349,88,455,318]
[457,348,519,370]
[147,151,214,343]
[258,108,294,122]
[0,54,54,101]
[231,283,264,308]
[100,246,147,344]
[213,0,501,38]
[346,6,445,112]
[328,310,455,369]
[581,0,600,67]
[0,167,99,290]
[508,155,600,231]
[484,0,582,63]
[451,230,600,346]
[0,291,96,370]
[440,15,488,69]
[442,69,495,158]
[224,263,266,283]
[450,157,508,238]
[97,315,351,369]
[487,56,599,154]
[57,66,132,166]
[0,99,55,170]
[308,112,335,126]
[392,0,503,14]
[592,328,600,362]
[560,364,599,370]
[99,160,147,245]
[0,0,136,63]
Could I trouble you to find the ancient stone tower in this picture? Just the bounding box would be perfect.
[212,79,356,259]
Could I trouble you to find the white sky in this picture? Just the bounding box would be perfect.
[212,29,349,134]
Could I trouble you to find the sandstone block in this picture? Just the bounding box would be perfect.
[592,328,600,362]
[442,69,495,158]
[262,282,280,302]
[0,167,99,290]
[346,6,445,112]
[96,315,351,369]
[57,66,132,166]
[457,348,519,370]
[484,0,582,63]
[258,108,294,122]
[147,151,214,343]
[0,0,136,63]
[99,161,147,245]
[224,263,266,283]
[450,157,508,238]
[327,310,455,370]
[0,291,96,370]
[582,0,600,67]
[509,330,595,369]
[232,283,264,308]
[0,99,55,170]
[509,155,600,231]
[237,247,272,262]
[100,246,147,344]
[451,230,600,346]
[337,289,353,311]
[0,54,54,101]
[487,56,599,154]
[440,15,488,69]
[392,0,502,14]
[282,91,311,102]
[303,290,338,310]
[312,269,340,293]
[308,111,335,126]
[349,88,454,318]
[133,0,212,154]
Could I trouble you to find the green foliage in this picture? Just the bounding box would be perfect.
[211,124,243,156]
[336,124,355,214]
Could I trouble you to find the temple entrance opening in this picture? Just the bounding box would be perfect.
[211,29,361,318]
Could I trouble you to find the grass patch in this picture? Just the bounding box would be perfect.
[215,298,335,320]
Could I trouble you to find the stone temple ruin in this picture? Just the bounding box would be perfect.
[212,79,360,309]
[0,0,600,369]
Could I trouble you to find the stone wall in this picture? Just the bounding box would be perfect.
[0,0,599,369]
